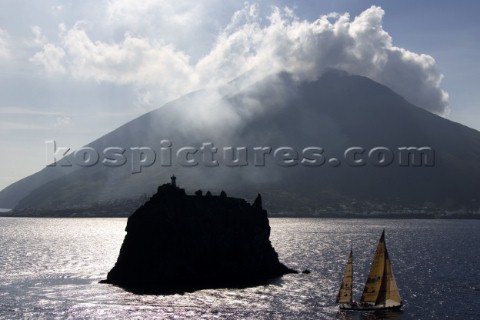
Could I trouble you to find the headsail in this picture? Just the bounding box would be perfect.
[360,230,386,303]
[378,248,402,306]
[336,249,353,303]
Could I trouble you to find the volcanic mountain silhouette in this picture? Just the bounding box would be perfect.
[2,70,480,213]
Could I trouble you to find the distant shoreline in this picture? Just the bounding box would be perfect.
[1,211,479,219]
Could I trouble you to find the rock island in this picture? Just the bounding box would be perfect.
[102,175,296,293]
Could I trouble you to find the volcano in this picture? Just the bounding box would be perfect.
[2,70,480,215]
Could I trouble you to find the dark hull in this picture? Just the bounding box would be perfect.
[339,303,403,311]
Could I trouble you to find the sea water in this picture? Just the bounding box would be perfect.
[0,218,478,319]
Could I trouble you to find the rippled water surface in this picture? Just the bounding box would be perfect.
[0,218,479,319]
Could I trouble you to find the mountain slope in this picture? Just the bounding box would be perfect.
[4,70,480,212]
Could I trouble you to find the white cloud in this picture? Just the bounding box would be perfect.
[0,28,10,60]
[54,115,72,127]
[31,26,48,47]
[61,25,197,106]
[105,0,233,60]
[197,5,449,114]
[30,4,449,115]
[30,43,66,74]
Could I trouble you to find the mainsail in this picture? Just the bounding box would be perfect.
[361,230,386,303]
[360,230,402,307]
[336,249,353,303]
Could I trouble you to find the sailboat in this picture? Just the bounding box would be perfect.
[336,230,403,311]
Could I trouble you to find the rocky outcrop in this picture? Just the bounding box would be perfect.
[102,176,296,293]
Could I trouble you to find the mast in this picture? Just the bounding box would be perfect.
[360,230,386,304]
[336,249,353,304]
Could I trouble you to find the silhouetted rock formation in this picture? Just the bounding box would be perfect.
[102,177,296,293]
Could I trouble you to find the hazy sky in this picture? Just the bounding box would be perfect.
[0,0,479,191]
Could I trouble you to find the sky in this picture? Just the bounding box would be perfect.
[0,0,479,192]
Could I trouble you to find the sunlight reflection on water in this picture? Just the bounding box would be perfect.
[0,218,479,319]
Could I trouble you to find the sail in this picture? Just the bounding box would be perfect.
[378,248,402,306]
[360,230,386,303]
[336,250,353,303]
